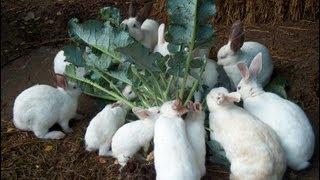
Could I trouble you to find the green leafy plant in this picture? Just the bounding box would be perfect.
[62,0,234,170]
[63,0,215,108]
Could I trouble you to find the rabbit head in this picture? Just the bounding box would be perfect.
[217,20,245,66]
[132,106,161,120]
[206,87,241,111]
[55,74,81,97]
[122,85,137,100]
[160,99,188,117]
[236,52,264,99]
[121,1,153,42]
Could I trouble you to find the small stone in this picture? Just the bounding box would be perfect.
[57,11,62,16]
[48,20,54,24]
[23,12,35,21]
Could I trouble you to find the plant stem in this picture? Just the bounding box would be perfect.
[164,75,173,101]
[184,80,199,106]
[65,72,135,108]
[178,0,199,100]
[92,67,124,98]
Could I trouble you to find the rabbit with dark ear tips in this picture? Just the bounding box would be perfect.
[13,76,82,139]
[217,20,273,88]
[236,53,315,171]
[121,1,159,50]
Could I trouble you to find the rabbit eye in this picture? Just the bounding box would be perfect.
[133,24,137,28]
[128,91,132,94]
[157,110,160,113]
[73,86,76,89]
[237,86,241,90]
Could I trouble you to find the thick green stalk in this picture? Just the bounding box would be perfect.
[184,80,199,106]
[164,75,173,101]
[178,0,199,100]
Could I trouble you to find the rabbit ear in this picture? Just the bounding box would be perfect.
[249,52,263,78]
[225,92,241,103]
[173,99,189,116]
[55,74,68,90]
[193,102,202,112]
[158,23,166,44]
[187,101,194,111]
[136,2,153,23]
[128,0,136,17]
[229,20,244,52]
[237,62,250,81]
[132,107,150,119]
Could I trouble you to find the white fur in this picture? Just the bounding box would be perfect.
[106,107,160,169]
[185,104,206,177]
[13,84,81,139]
[153,23,170,56]
[84,86,135,155]
[154,101,200,180]
[84,104,127,155]
[236,57,315,171]
[53,50,86,77]
[217,41,273,88]
[207,87,286,180]
[122,18,159,50]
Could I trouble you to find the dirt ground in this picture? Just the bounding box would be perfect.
[1,0,319,179]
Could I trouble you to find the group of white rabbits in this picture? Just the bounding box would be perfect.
[12,2,315,180]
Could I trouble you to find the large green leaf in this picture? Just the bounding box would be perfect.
[68,18,134,63]
[167,0,215,49]
[106,62,133,85]
[63,44,86,67]
[166,0,197,46]
[117,42,164,72]
[83,47,113,71]
[100,7,121,26]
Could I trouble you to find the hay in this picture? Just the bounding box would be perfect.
[214,0,318,25]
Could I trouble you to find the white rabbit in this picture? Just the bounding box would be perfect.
[104,106,160,170]
[121,1,159,50]
[206,87,286,180]
[217,20,273,88]
[153,23,170,56]
[236,53,315,171]
[53,50,86,88]
[84,86,135,155]
[84,103,127,156]
[185,101,206,177]
[154,99,200,180]
[13,78,82,139]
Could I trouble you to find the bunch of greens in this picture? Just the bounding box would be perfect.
[63,1,216,108]
[63,0,232,169]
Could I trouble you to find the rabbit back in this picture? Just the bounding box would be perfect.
[185,112,206,177]
[13,85,76,132]
[84,106,126,151]
[154,116,200,180]
[210,106,286,179]
[111,120,154,158]
[244,92,315,170]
